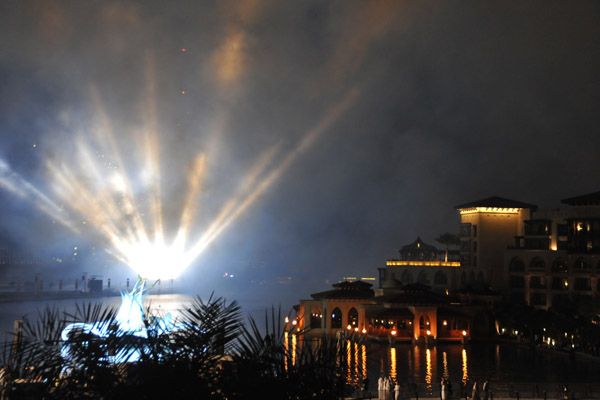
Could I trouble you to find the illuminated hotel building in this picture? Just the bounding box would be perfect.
[296,191,600,342]
[455,197,534,291]
[505,191,600,309]
[379,237,461,293]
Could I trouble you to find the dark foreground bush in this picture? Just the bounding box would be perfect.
[1,297,364,400]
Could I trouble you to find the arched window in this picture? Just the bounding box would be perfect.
[331,307,342,329]
[419,315,431,330]
[418,270,430,285]
[401,270,414,284]
[348,308,359,327]
[529,257,546,272]
[509,257,525,273]
[434,271,448,285]
[310,307,322,329]
[574,258,591,272]
[551,258,568,274]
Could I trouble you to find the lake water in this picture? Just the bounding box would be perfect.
[2,294,600,391]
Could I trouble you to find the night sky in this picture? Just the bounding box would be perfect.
[0,1,599,309]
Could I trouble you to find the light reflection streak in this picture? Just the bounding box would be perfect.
[361,344,367,380]
[346,340,352,384]
[354,342,359,381]
[443,351,448,378]
[284,331,289,372]
[462,348,468,384]
[413,346,421,382]
[390,347,397,382]
[425,348,432,387]
[292,334,297,366]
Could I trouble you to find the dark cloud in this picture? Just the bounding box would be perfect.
[0,0,599,308]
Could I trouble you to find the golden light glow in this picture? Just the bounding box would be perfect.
[391,330,397,336]
[462,348,468,384]
[425,348,432,386]
[459,207,520,215]
[284,331,289,372]
[443,351,448,378]
[354,342,359,381]
[390,347,397,382]
[361,344,367,380]
[346,340,352,384]
[292,333,297,366]
[386,260,460,267]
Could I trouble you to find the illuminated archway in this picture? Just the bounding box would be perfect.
[348,308,359,327]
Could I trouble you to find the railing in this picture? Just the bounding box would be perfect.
[347,382,600,400]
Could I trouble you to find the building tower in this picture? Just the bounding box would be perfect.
[455,196,535,290]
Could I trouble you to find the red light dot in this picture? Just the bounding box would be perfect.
[181,48,187,52]
[181,90,186,94]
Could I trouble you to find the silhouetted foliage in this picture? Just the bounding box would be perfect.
[0,297,362,399]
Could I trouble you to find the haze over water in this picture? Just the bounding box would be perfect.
[3,294,600,389]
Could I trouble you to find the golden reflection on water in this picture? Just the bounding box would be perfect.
[425,348,433,389]
[284,331,288,372]
[344,340,368,386]
[354,342,359,380]
[361,344,367,380]
[496,344,500,371]
[413,345,421,382]
[462,348,468,384]
[292,334,297,366]
[443,351,448,378]
[390,347,397,382]
[346,340,352,384]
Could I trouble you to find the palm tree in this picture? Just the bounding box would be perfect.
[2,294,243,399]
[1,296,363,399]
[435,233,460,262]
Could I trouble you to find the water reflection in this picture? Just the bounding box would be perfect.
[390,347,397,382]
[413,346,421,382]
[462,348,468,384]
[363,346,367,382]
[443,351,448,378]
[425,348,433,388]
[343,340,368,387]
[292,334,297,366]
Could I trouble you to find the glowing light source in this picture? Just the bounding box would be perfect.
[459,207,520,215]
[386,260,460,267]
[61,277,184,363]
